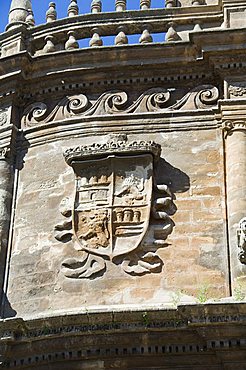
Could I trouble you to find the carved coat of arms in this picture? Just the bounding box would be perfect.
[55,136,176,278]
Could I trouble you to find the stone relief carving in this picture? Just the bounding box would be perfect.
[222,120,246,137]
[238,217,246,264]
[55,136,176,278]
[22,85,219,127]
[228,84,246,98]
[0,110,8,126]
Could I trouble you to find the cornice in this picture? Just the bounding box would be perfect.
[1,302,245,342]
[1,28,246,101]
[0,303,245,368]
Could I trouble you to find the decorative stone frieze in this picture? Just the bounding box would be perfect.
[21,85,219,128]
[228,84,246,98]
[238,218,246,264]
[55,136,175,278]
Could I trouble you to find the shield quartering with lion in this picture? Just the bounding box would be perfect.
[64,139,161,260]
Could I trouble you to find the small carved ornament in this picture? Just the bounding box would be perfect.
[55,135,176,279]
[238,217,246,264]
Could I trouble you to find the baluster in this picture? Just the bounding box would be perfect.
[193,23,202,31]
[90,28,103,47]
[140,0,151,10]
[26,9,35,27]
[192,0,206,4]
[115,26,128,45]
[165,0,177,8]
[43,35,56,53]
[115,0,126,12]
[46,2,57,23]
[91,0,102,13]
[65,31,79,50]
[68,0,79,17]
[139,25,153,44]
[165,22,181,42]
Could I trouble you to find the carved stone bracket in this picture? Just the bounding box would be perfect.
[55,136,176,279]
[222,120,246,138]
[238,217,246,264]
[22,85,219,128]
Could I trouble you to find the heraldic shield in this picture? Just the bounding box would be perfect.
[72,154,153,259]
[55,138,175,278]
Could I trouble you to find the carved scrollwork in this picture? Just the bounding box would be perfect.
[104,91,128,114]
[152,184,176,246]
[146,90,171,110]
[171,85,219,110]
[195,86,219,109]
[66,94,90,114]
[55,136,176,279]
[22,102,49,126]
[21,85,219,127]
[54,197,73,242]
[61,253,106,279]
[121,251,163,276]
[238,217,246,264]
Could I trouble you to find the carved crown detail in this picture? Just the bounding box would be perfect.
[64,139,161,165]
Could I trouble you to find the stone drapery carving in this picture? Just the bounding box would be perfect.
[22,85,219,127]
[222,120,246,137]
[55,136,175,278]
[238,217,246,264]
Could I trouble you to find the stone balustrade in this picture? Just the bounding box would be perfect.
[0,0,223,58]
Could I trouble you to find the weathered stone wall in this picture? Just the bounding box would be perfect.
[5,125,228,318]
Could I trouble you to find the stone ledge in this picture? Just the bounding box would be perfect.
[0,303,246,369]
[1,302,245,340]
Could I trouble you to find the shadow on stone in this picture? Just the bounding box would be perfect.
[156,158,190,194]
[1,292,17,319]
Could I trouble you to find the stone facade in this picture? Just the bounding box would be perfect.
[0,0,246,368]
